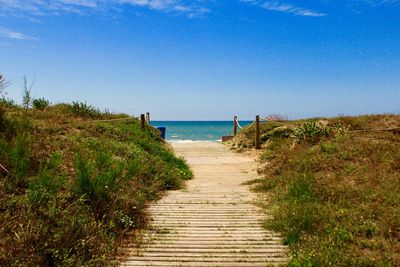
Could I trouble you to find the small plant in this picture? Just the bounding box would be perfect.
[0,97,17,108]
[32,98,50,110]
[22,76,33,111]
[8,133,31,189]
[294,121,330,144]
[0,74,14,109]
[265,113,288,122]
[0,74,10,98]
[28,153,65,205]
[74,151,122,217]
[70,101,101,118]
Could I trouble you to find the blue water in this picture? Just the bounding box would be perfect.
[150,121,252,141]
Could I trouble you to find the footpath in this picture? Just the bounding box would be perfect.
[120,142,287,266]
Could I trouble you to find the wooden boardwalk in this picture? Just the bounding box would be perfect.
[120,142,287,266]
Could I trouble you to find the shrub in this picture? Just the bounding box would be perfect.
[70,101,101,118]
[294,121,330,144]
[28,154,65,205]
[0,74,10,97]
[32,98,50,110]
[74,151,123,218]
[0,98,17,108]
[265,113,288,122]
[22,76,33,111]
[8,133,31,189]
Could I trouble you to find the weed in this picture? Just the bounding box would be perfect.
[32,98,50,110]
[8,133,31,189]
[74,151,122,218]
[0,74,10,97]
[294,121,330,144]
[28,153,65,204]
[265,113,289,122]
[22,76,33,111]
[70,101,102,118]
[320,142,337,154]
[0,98,17,108]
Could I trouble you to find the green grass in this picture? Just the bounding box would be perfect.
[0,102,192,266]
[232,114,400,266]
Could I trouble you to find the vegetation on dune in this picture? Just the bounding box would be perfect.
[0,78,192,266]
[232,114,400,266]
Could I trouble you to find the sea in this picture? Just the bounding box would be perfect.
[150,121,253,142]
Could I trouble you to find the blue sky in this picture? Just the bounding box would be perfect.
[0,0,399,120]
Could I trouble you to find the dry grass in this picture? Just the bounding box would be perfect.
[234,114,400,266]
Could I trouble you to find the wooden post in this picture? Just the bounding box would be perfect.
[255,115,260,149]
[233,116,237,136]
[146,112,150,124]
[140,114,145,129]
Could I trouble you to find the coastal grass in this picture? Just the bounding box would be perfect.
[0,101,192,266]
[233,114,400,266]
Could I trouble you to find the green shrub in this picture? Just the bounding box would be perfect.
[0,97,17,108]
[294,121,330,144]
[70,101,101,118]
[74,151,123,218]
[28,154,65,205]
[8,133,31,189]
[32,98,50,110]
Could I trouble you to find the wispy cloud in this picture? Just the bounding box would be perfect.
[0,0,210,18]
[357,0,400,7]
[242,0,326,17]
[242,0,400,16]
[0,27,36,40]
[262,1,326,17]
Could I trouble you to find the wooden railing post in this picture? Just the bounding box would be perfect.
[255,115,260,149]
[146,112,150,124]
[233,116,237,136]
[141,114,145,129]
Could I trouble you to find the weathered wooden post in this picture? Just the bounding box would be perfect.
[255,115,260,149]
[146,112,150,124]
[141,114,145,129]
[233,116,237,136]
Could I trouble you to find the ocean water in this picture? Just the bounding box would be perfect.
[150,121,252,141]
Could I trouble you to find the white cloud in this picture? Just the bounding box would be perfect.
[242,0,400,16]
[261,1,326,17]
[0,0,210,18]
[0,27,36,40]
[241,0,326,17]
[359,0,400,6]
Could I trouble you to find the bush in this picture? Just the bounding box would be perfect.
[70,101,101,118]
[32,98,50,110]
[74,151,123,218]
[294,121,330,144]
[8,133,31,189]
[28,154,65,205]
[0,98,17,108]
